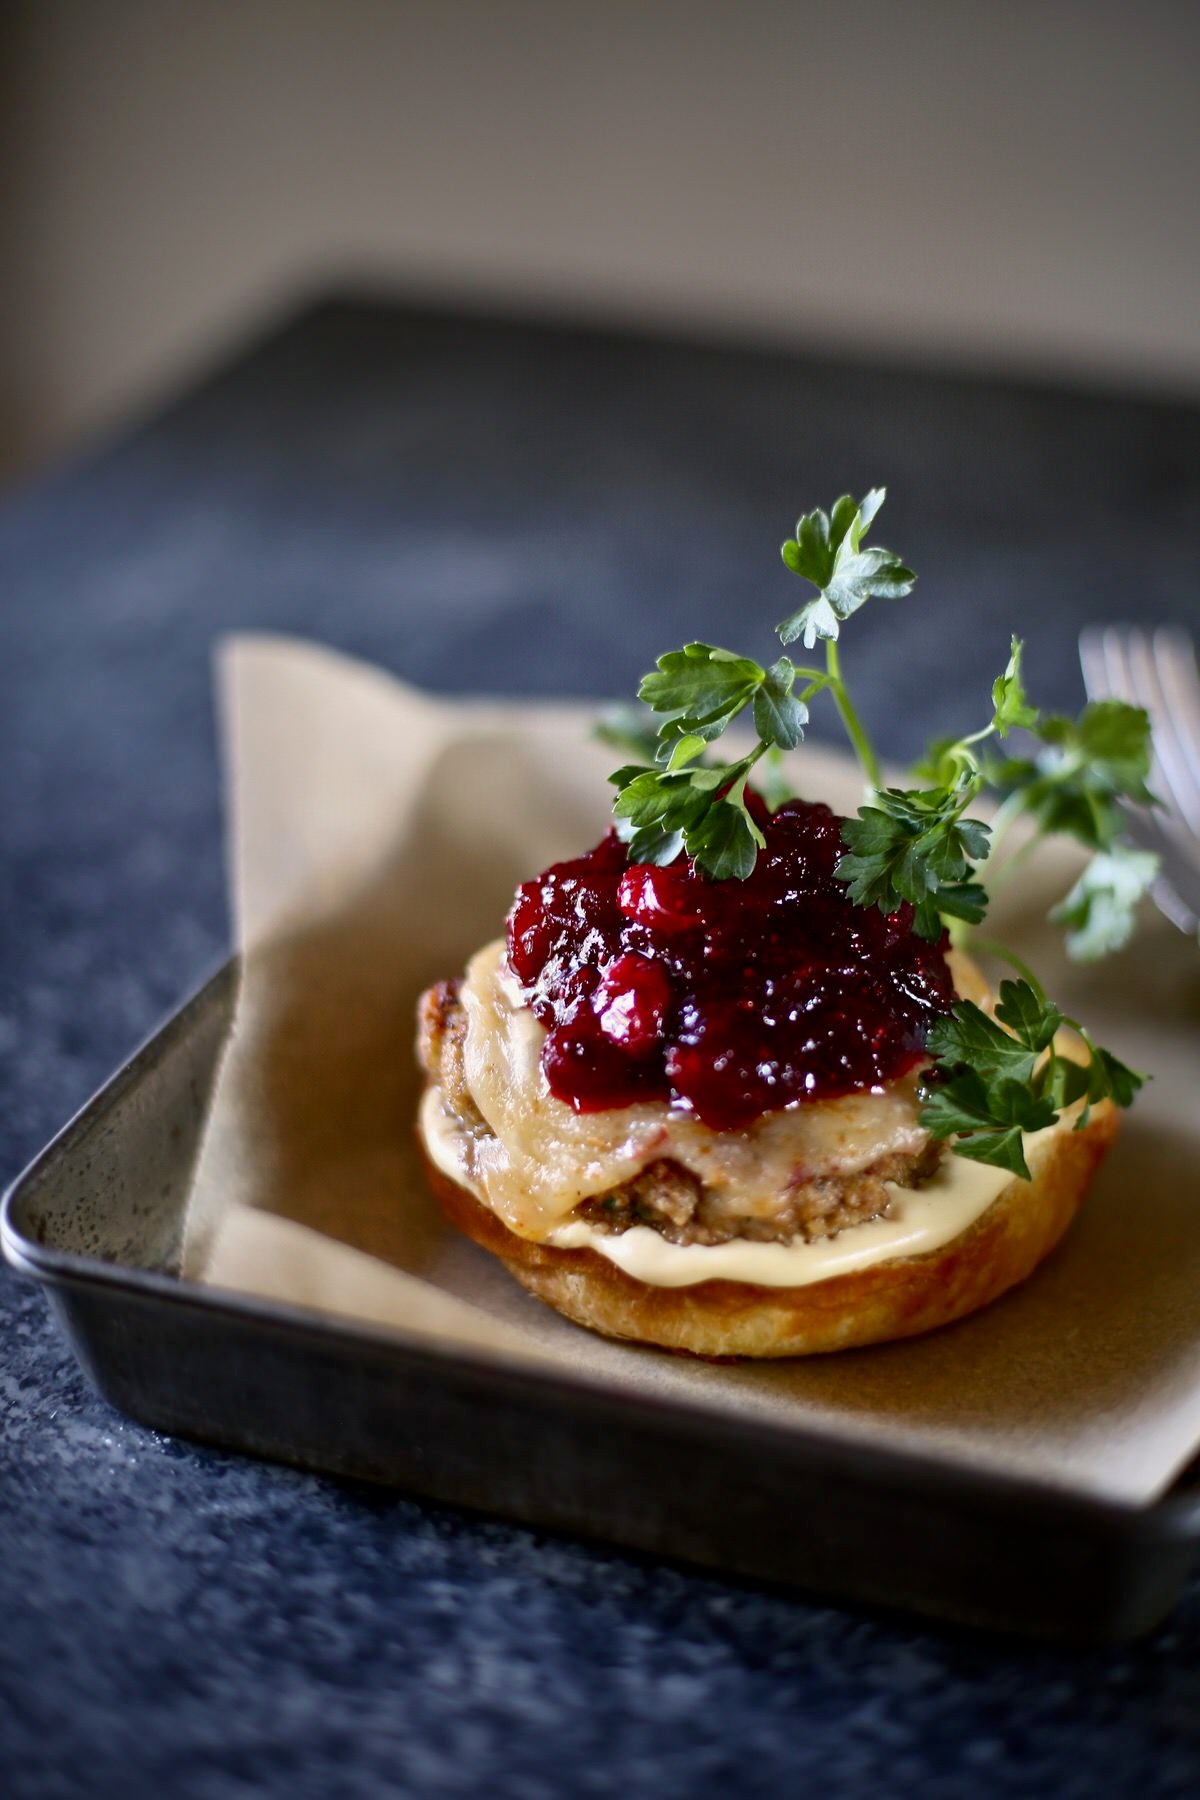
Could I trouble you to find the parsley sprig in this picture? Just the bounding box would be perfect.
[919,966,1145,1180]
[829,634,1149,943]
[778,488,915,650]
[608,491,907,878]
[1049,844,1161,960]
[607,643,820,878]
[599,485,1156,1175]
[836,783,991,941]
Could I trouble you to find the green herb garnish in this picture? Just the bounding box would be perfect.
[609,643,811,877]
[920,971,1144,1178]
[1048,843,1161,960]
[601,486,1155,1175]
[777,487,915,650]
[836,784,991,941]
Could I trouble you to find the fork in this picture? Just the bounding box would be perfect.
[1078,623,1200,937]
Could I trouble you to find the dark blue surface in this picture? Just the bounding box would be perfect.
[2,297,1198,1797]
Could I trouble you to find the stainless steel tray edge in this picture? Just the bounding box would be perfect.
[5,961,1199,1642]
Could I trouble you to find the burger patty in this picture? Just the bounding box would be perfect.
[418,980,488,1130]
[417,980,941,1247]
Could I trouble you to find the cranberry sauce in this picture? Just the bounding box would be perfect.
[505,797,957,1132]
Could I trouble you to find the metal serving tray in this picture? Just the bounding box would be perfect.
[5,963,1199,1643]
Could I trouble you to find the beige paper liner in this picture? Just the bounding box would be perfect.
[185,634,1200,1505]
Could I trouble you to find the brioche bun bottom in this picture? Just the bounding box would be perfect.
[420,1103,1118,1357]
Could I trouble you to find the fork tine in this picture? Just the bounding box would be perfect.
[1078,624,1112,704]
[1121,810,1200,933]
[1125,626,1200,837]
[1153,626,1200,797]
[1084,621,1200,848]
[1080,624,1200,935]
[1098,621,1140,704]
[1089,625,1184,826]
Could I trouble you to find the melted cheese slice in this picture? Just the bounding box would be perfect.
[420,1081,1022,1290]
[452,938,982,1246]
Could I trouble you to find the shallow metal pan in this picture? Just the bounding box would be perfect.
[4,962,1198,1643]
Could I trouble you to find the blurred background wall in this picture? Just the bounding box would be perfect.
[3,0,1199,483]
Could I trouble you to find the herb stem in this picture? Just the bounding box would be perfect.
[969,935,1047,1000]
[741,740,772,785]
[825,640,883,792]
[762,744,789,812]
[983,831,1040,896]
[981,790,1028,862]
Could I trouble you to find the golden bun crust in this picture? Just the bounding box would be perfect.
[420,1103,1118,1357]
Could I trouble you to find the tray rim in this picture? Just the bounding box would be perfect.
[4,957,1199,1549]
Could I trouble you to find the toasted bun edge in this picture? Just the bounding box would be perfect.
[418,1100,1118,1357]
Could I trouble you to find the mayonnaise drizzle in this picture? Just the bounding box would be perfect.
[546,1160,1013,1287]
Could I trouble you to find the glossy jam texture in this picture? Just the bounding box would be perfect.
[505,798,957,1131]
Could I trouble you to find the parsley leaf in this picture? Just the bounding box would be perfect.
[991,635,1039,737]
[836,784,991,939]
[639,643,765,745]
[987,698,1155,850]
[1086,1043,1145,1111]
[609,645,813,879]
[926,985,1043,1085]
[752,657,809,750]
[1049,843,1160,960]
[993,977,1063,1052]
[610,754,767,881]
[686,789,765,880]
[593,702,661,765]
[909,734,961,787]
[778,487,915,649]
[920,980,1145,1177]
[920,1071,1056,1180]
[626,821,686,864]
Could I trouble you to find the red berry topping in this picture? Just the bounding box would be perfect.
[503,801,956,1130]
[593,952,671,1054]
[617,863,704,932]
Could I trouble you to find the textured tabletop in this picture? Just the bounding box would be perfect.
[2,297,1198,1797]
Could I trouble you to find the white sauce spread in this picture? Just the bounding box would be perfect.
[420,1083,1027,1289]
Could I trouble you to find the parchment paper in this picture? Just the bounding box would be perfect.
[185,635,1200,1505]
